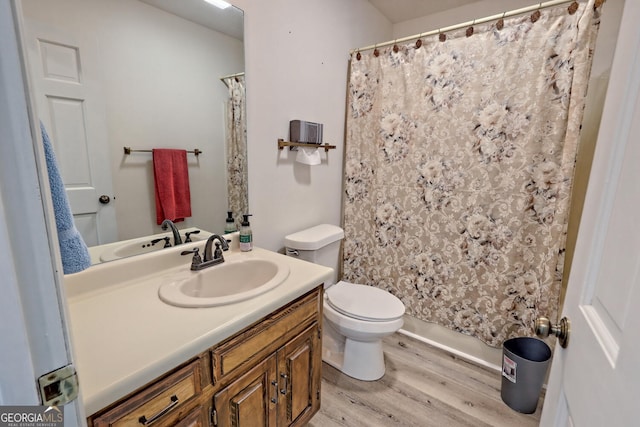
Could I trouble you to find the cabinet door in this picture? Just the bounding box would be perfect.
[214,354,278,427]
[276,323,321,426]
[173,406,208,427]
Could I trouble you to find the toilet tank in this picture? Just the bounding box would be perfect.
[284,224,344,286]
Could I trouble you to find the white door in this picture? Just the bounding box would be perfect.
[22,14,117,246]
[540,2,640,426]
[1,2,84,425]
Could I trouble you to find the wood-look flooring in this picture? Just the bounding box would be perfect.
[309,333,542,427]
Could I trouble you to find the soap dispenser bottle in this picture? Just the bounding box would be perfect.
[239,214,253,252]
[224,211,237,233]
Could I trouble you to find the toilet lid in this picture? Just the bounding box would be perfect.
[326,281,405,321]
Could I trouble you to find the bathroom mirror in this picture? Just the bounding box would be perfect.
[20,0,245,262]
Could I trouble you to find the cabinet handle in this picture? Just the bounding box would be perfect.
[270,380,278,404]
[280,373,288,395]
[138,395,179,425]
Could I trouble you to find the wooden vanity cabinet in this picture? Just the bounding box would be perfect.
[211,287,322,427]
[213,323,320,427]
[88,286,322,427]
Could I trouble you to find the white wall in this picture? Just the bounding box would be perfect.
[22,0,244,241]
[232,0,391,251]
[392,0,545,39]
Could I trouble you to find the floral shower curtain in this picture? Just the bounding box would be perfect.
[342,1,600,347]
[224,75,248,225]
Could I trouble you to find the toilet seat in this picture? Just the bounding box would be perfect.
[326,281,405,322]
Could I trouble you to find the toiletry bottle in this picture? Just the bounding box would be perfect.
[224,211,236,233]
[239,214,253,252]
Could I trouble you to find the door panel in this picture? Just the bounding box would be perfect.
[46,96,92,187]
[277,324,320,426]
[540,1,640,425]
[214,355,277,427]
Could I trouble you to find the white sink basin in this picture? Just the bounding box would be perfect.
[158,256,290,307]
[98,231,208,262]
[105,240,166,259]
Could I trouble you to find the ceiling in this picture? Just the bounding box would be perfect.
[137,0,483,40]
[367,0,482,23]
[138,0,243,40]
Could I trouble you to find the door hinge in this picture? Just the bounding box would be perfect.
[37,365,79,406]
[211,407,218,426]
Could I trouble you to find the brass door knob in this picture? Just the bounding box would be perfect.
[98,195,111,204]
[535,316,570,348]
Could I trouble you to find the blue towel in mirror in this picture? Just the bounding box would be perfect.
[41,122,91,274]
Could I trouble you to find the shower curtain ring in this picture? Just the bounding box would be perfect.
[438,29,446,42]
[466,19,475,37]
[373,43,379,57]
[531,4,542,22]
[568,1,579,14]
[393,39,399,53]
[415,33,423,49]
[497,11,506,30]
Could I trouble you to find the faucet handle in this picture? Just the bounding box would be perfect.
[213,242,224,261]
[181,248,202,270]
[184,230,201,243]
[151,237,171,248]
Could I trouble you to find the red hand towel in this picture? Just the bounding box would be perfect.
[153,149,192,225]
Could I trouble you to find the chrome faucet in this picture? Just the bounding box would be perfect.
[181,234,229,271]
[161,219,182,246]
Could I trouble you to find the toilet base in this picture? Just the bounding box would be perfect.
[322,322,386,381]
[321,320,345,371]
[342,338,385,381]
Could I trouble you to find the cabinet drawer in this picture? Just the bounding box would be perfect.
[91,360,202,427]
[212,287,321,383]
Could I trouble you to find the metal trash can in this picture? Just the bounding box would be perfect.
[501,337,551,414]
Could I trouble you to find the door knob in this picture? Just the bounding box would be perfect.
[535,316,570,348]
[98,195,111,204]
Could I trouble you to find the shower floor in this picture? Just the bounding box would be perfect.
[308,333,542,427]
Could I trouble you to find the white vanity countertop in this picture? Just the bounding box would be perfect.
[64,244,332,415]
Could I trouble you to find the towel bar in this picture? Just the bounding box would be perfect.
[123,147,202,156]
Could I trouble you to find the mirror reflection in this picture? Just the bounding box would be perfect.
[21,0,246,263]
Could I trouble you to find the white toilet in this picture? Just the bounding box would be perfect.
[285,224,405,381]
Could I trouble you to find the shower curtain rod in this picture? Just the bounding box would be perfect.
[219,71,245,87]
[351,0,583,54]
